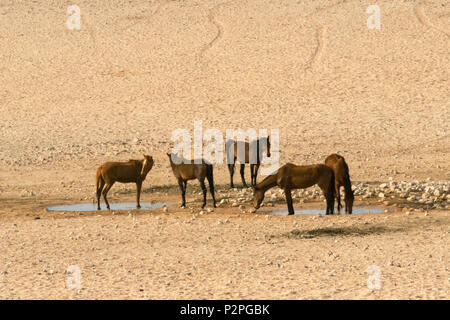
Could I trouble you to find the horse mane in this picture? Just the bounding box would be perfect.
[128,159,143,170]
[340,158,353,194]
[254,172,277,192]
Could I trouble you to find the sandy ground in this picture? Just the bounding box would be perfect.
[0,196,449,299]
[0,0,449,299]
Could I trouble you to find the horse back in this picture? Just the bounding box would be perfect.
[98,161,141,183]
[225,139,267,164]
[171,160,210,181]
[325,153,344,166]
[233,141,262,164]
[277,163,329,189]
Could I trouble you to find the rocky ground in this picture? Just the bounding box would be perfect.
[219,180,450,212]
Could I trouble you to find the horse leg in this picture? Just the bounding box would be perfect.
[178,178,186,208]
[96,176,105,210]
[250,164,255,186]
[344,197,348,213]
[199,179,207,208]
[102,181,114,210]
[206,169,216,208]
[284,188,295,215]
[336,183,342,213]
[240,164,248,187]
[328,182,336,215]
[320,185,333,215]
[136,181,142,209]
[228,163,235,188]
[344,191,349,214]
[253,164,260,186]
[326,194,333,215]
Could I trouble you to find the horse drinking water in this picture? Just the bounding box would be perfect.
[95,155,154,210]
[253,163,335,215]
[325,153,354,214]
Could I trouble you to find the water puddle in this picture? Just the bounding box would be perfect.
[47,202,166,212]
[267,206,385,216]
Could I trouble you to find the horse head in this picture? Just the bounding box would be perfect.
[141,155,154,177]
[252,186,265,210]
[345,189,354,214]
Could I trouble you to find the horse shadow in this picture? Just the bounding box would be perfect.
[280,225,403,239]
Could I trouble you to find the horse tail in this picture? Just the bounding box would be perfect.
[344,171,352,191]
[96,167,104,192]
[342,160,353,193]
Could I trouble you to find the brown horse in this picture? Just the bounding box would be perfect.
[167,153,216,208]
[95,155,154,210]
[325,153,354,214]
[226,136,271,187]
[253,163,335,215]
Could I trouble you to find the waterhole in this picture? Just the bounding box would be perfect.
[47,202,166,212]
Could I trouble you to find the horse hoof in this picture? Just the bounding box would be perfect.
[136,206,141,209]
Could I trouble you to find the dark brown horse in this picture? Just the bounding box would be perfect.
[325,153,354,213]
[226,136,271,187]
[167,153,216,208]
[253,163,335,215]
[95,155,154,210]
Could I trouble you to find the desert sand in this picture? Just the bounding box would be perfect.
[0,0,449,299]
